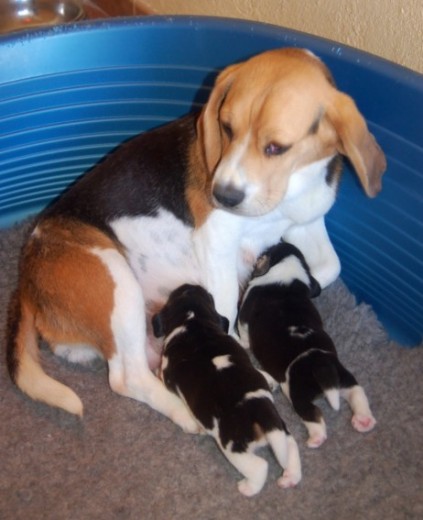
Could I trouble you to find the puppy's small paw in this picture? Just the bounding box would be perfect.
[352,413,376,433]
[277,470,301,489]
[237,478,261,497]
[306,433,327,448]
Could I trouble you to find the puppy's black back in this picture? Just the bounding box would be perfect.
[163,322,271,430]
[240,282,335,380]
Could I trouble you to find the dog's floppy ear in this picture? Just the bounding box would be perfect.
[197,63,241,174]
[326,91,386,197]
[152,312,164,338]
[252,254,271,277]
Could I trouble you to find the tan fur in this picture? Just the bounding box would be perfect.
[198,48,386,215]
[11,218,119,415]
[186,138,214,228]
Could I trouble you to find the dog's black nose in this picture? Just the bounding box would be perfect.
[213,184,245,208]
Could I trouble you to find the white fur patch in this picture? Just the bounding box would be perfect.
[54,343,101,364]
[244,388,274,402]
[110,210,205,306]
[288,325,313,338]
[245,255,310,303]
[164,325,187,347]
[212,354,233,370]
[161,355,169,371]
[213,133,251,191]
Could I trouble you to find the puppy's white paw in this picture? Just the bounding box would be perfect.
[352,413,376,433]
[306,433,327,448]
[305,420,327,448]
[277,470,301,489]
[237,478,261,497]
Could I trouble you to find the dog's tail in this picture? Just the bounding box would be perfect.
[312,353,340,411]
[7,290,83,417]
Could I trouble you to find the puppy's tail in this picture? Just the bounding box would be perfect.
[7,290,83,417]
[312,354,340,411]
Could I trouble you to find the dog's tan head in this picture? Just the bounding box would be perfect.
[197,48,386,216]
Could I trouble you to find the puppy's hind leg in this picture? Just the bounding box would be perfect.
[93,248,199,434]
[221,446,268,497]
[282,378,327,448]
[336,363,376,432]
[266,430,302,488]
[341,385,376,432]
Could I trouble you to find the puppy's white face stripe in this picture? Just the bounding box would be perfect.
[212,354,233,370]
[244,388,274,402]
[164,325,187,347]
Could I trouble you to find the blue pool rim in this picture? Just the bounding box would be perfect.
[0,16,422,346]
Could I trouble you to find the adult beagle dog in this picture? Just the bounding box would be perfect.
[152,284,301,496]
[7,48,386,429]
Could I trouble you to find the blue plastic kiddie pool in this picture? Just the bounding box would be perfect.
[0,17,422,346]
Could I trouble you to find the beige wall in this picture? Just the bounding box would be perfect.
[138,0,423,74]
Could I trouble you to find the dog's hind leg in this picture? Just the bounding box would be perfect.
[92,247,199,433]
[334,362,376,432]
[341,385,376,433]
[266,430,302,488]
[221,446,269,496]
[285,389,327,447]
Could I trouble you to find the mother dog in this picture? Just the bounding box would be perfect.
[7,48,386,430]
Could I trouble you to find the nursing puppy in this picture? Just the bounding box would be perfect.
[238,242,376,448]
[7,48,386,425]
[152,284,302,496]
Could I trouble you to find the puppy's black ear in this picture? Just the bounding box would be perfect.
[309,276,322,298]
[253,254,271,277]
[219,314,230,334]
[152,313,164,338]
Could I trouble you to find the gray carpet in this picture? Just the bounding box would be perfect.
[1,218,422,520]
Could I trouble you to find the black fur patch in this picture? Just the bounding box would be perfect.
[41,114,198,238]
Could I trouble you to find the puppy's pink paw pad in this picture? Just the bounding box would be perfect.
[352,414,376,432]
[306,434,326,448]
[278,472,301,489]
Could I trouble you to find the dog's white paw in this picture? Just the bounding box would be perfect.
[277,470,301,489]
[237,478,261,497]
[352,413,376,433]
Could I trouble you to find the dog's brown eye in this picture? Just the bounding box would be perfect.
[222,122,234,140]
[264,142,291,157]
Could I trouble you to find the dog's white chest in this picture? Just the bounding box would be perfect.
[110,210,204,306]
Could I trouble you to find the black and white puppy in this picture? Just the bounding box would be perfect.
[238,242,376,448]
[152,284,301,497]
